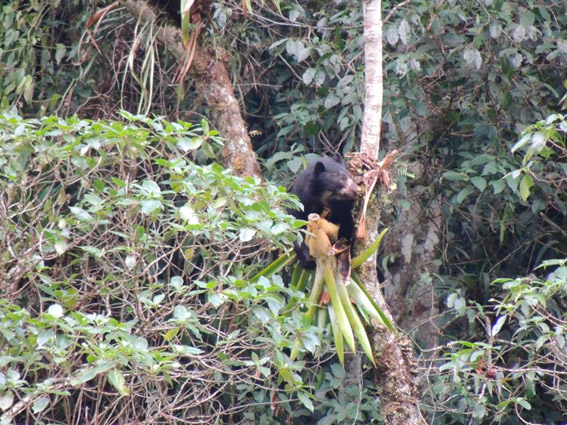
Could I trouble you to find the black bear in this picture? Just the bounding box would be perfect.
[289,154,361,268]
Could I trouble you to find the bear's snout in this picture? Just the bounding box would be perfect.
[341,181,361,199]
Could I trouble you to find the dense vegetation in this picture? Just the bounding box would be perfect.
[1,0,566,424]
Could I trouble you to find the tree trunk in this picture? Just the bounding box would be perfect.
[120,0,262,179]
[361,0,383,160]
[357,1,423,423]
[383,191,441,350]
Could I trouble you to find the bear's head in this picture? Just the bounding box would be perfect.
[314,157,361,203]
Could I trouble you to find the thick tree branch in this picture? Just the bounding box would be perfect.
[120,0,262,179]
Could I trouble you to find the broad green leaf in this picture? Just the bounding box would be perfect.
[513,135,532,156]
[32,396,50,413]
[297,47,311,63]
[520,11,535,26]
[512,25,526,43]
[472,402,487,419]
[386,25,399,46]
[456,187,474,204]
[47,304,64,318]
[491,315,506,337]
[174,305,191,320]
[491,180,506,194]
[81,245,105,257]
[180,205,199,224]
[55,43,66,64]
[0,392,14,411]
[208,293,225,308]
[331,363,345,379]
[443,171,467,181]
[239,227,256,242]
[141,180,161,196]
[37,330,55,346]
[252,306,270,323]
[170,276,183,290]
[470,176,487,192]
[302,68,316,85]
[141,199,162,215]
[164,328,179,341]
[71,363,113,385]
[519,174,534,201]
[177,137,203,152]
[463,48,482,70]
[54,240,67,255]
[297,391,314,412]
[108,369,130,396]
[517,398,531,410]
[314,70,326,86]
[324,93,341,109]
[398,19,410,45]
[270,222,288,234]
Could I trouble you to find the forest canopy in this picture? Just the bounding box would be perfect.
[1,0,567,424]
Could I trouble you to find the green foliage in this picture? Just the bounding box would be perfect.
[0,1,89,114]
[391,0,567,273]
[0,113,381,424]
[426,259,567,424]
[0,1,192,118]
[380,0,567,418]
[3,0,567,423]
[429,110,567,424]
[511,113,567,206]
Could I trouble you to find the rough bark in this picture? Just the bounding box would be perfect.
[357,195,423,424]
[120,0,262,179]
[356,1,423,423]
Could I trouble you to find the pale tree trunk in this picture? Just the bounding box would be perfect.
[356,1,424,423]
[121,0,262,179]
[361,0,383,160]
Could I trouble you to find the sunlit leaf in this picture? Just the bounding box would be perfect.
[519,174,534,201]
[32,396,50,413]
[180,205,199,224]
[302,68,316,85]
[141,199,162,215]
[491,316,506,337]
[177,137,203,152]
[47,304,64,318]
[239,227,256,242]
[297,390,314,412]
[108,369,130,396]
[0,392,14,411]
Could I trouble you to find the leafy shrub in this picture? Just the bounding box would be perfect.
[0,112,294,424]
[0,112,383,425]
[426,259,567,425]
[424,112,567,425]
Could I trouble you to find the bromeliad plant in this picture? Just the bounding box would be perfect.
[290,214,393,364]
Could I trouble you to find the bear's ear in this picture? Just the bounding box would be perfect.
[314,161,326,175]
[332,153,343,163]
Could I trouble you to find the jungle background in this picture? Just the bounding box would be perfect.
[1,0,567,424]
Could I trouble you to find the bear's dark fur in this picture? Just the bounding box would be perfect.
[289,154,361,268]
